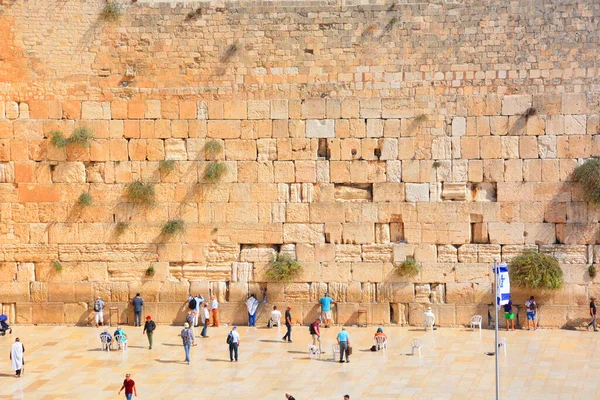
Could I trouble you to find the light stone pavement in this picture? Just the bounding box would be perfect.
[1,325,599,400]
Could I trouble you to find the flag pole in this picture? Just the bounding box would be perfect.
[494,259,500,400]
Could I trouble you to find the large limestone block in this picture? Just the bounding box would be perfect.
[15,303,33,324]
[405,183,429,203]
[556,224,598,245]
[228,282,249,302]
[390,303,408,325]
[0,244,58,262]
[437,244,458,263]
[321,262,351,282]
[0,282,30,302]
[342,223,374,244]
[442,183,466,201]
[352,262,383,282]
[48,282,92,303]
[373,183,405,202]
[477,244,501,263]
[232,262,253,282]
[539,244,588,264]
[52,162,86,183]
[65,302,91,325]
[306,120,335,138]
[336,303,359,325]
[361,244,393,262]
[158,281,190,302]
[488,222,524,244]
[33,303,65,324]
[283,224,324,244]
[266,283,285,302]
[502,95,532,115]
[377,282,414,303]
[285,283,310,303]
[58,244,158,262]
[309,282,328,302]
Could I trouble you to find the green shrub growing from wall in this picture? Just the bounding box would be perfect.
[572,158,600,204]
[509,250,563,290]
[266,253,303,283]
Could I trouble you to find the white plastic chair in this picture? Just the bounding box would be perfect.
[269,314,281,329]
[498,337,507,356]
[100,334,111,352]
[470,315,483,332]
[332,344,340,361]
[424,315,435,331]
[411,339,422,357]
[114,334,127,351]
[375,336,387,352]
[308,344,321,360]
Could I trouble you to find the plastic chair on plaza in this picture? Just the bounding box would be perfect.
[100,334,111,352]
[332,344,340,361]
[308,344,320,360]
[269,313,281,329]
[470,315,483,332]
[411,339,423,357]
[424,315,435,331]
[375,335,387,352]
[114,334,127,351]
[498,337,507,356]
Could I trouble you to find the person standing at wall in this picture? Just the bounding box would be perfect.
[181,322,194,365]
[504,296,515,331]
[246,293,259,327]
[142,315,156,350]
[192,294,204,327]
[94,296,105,328]
[227,326,240,362]
[282,306,292,342]
[201,303,210,337]
[525,296,537,331]
[131,293,144,327]
[211,295,219,327]
[319,292,336,328]
[10,337,25,377]
[587,296,598,332]
[118,373,137,399]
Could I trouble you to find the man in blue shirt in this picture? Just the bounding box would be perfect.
[319,292,336,328]
[336,327,350,363]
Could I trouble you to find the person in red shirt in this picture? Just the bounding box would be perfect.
[118,373,137,399]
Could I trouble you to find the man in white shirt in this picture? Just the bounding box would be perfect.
[227,326,241,362]
[268,305,282,328]
[201,304,210,337]
[211,296,219,327]
[424,307,436,330]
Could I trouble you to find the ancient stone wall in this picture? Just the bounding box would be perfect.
[0,0,599,327]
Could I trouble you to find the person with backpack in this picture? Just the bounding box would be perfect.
[181,322,194,365]
[93,296,105,328]
[310,317,323,354]
[142,315,156,350]
[227,326,240,362]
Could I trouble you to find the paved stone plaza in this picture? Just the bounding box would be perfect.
[1,325,598,399]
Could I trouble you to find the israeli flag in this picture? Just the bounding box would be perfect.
[493,263,510,306]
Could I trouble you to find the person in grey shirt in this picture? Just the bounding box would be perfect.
[132,293,144,327]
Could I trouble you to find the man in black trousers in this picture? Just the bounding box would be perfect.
[282,306,292,342]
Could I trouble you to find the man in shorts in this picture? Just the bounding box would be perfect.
[525,296,537,331]
[319,292,336,328]
[504,296,515,331]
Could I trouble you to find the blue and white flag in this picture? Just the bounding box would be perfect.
[493,263,510,306]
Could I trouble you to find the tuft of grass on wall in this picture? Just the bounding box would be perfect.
[205,140,223,159]
[159,160,176,174]
[161,219,185,236]
[125,180,155,205]
[509,250,563,290]
[145,265,155,277]
[50,130,68,148]
[53,261,63,273]
[101,2,122,21]
[266,253,303,283]
[396,257,421,277]
[77,192,93,206]
[589,265,597,279]
[69,126,94,148]
[114,222,129,236]
[414,114,428,122]
[204,162,227,182]
[432,161,441,169]
[572,158,600,204]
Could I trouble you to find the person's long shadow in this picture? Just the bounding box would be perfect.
[154,359,182,364]
[206,358,233,362]
[161,343,181,347]
[259,340,287,343]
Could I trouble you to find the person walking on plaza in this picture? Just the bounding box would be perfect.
[310,317,323,353]
[246,293,259,327]
[118,373,137,399]
[94,296,105,328]
[10,337,25,377]
[131,293,144,327]
[587,297,598,332]
[227,326,241,362]
[344,395,350,400]
[337,327,350,363]
[525,296,537,331]
[201,303,210,337]
[142,315,156,349]
[181,322,195,364]
[282,306,292,342]
[211,295,219,327]
[504,296,515,331]
[319,292,336,328]
[285,394,296,400]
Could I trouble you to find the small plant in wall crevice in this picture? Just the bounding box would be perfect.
[509,250,563,290]
[49,127,94,149]
[114,221,129,236]
[101,2,123,21]
[159,160,176,174]
[204,140,223,160]
[145,266,155,277]
[589,265,597,279]
[77,192,93,206]
[204,162,227,182]
[125,180,156,205]
[161,219,186,236]
[396,257,421,277]
[53,261,63,273]
[266,253,303,283]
